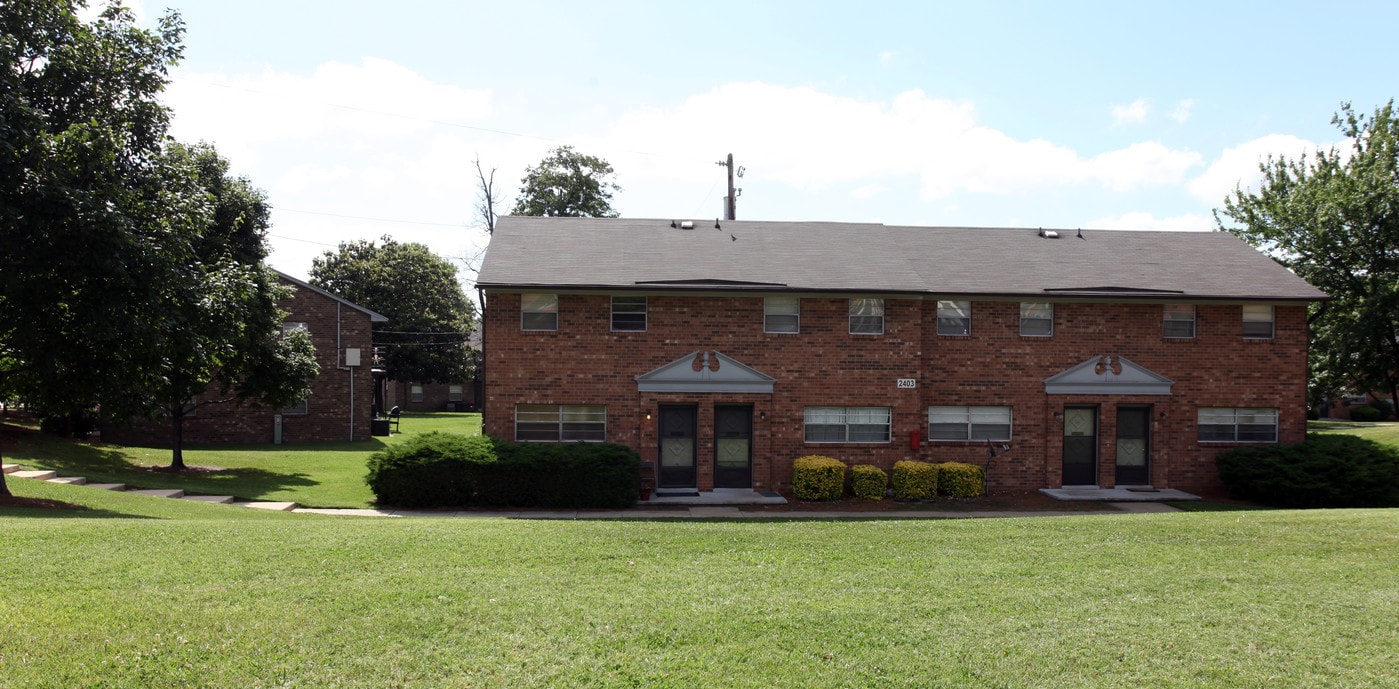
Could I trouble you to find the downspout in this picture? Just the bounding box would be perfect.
[476,287,486,422]
[336,302,354,441]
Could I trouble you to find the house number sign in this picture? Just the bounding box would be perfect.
[897,378,917,389]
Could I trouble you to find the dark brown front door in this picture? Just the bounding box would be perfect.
[658,405,697,489]
[714,405,753,489]
[1115,406,1151,485]
[1062,406,1098,486]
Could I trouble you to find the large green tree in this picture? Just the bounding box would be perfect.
[309,237,475,388]
[1217,101,1399,412]
[510,145,621,218]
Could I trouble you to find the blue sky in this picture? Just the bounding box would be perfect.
[126,0,1399,281]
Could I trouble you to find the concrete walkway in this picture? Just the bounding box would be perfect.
[6,463,1181,519]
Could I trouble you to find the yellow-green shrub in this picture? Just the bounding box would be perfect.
[793,455,846,501]
[891,460,938,500]
[937,462,985,497]
[850,464,888,500]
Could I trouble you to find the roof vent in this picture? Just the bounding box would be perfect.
[679,220,695,230]
[1039,228,1060,239]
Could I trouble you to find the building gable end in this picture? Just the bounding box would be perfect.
[635,350,775,393]
[1044,355,1174,395]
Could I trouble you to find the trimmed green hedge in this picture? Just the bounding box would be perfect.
[1350,405,1383,422]
[891,460,938,500]
[1215,434,1399,508]
[793,455,846,501]
[938,462,985,497]
[850,465,888,500]
[366,434,639,508]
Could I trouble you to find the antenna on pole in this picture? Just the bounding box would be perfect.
[715,153,740,220]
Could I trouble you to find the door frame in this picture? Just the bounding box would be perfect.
[1114,405,1152,486]
[657,404,698,489]
[1061,405,1099,486]
[713,404,753,489]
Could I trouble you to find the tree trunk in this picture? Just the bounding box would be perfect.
[169,409,186,470]
[0,428,10,497]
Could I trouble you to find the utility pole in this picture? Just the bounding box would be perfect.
[716,153,743,220]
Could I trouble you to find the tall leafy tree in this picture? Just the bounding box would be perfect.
[1217,101,1399,412]
[0,0,187,494]
[310,237,476,387]
[510,145,621,218]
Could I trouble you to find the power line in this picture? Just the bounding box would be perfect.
[277,207,467,228]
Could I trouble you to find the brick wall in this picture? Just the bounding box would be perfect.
[482,292,1308,493]
[104,279,378,445]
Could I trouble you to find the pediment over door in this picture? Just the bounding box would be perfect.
[1044,355,1173,395]
[635,350,775,394]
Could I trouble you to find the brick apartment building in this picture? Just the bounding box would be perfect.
[104,272,387,445]
[476,218,1327,494]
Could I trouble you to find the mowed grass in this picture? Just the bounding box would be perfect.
[1309,419,1399,444]
[0,412,480,508]
[1,480,1396,688]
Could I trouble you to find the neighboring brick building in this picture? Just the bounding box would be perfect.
[476,218,1327,494]
[105,272,387,445]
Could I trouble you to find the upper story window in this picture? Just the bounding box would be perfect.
[764,296,800,333]
[928,406,1012,441]
[1020,302,1053,336]
[937,300,971,336]
[849,298,884,335]
[1198,407,1277,442]
[521,294,558,331]
[1163,304,1195,339]
[611,296,647,332]
[804,407,891,443]
[1242,304,1274,339]
[281,322,308,336]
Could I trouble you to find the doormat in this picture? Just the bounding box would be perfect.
[655,491,700,497]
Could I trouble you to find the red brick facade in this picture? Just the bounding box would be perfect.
[383,379,480,413]
[104,275,380,445]
[482,292,1309,493]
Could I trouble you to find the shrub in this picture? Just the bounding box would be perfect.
[792,455,846,501]
[1215,433,1399,508]
[850,465,888,500]
[891,460,938,500]
[481,441,640,508]
[937,462,985,497]
[366,432,495,508]
[1370,398,1394,419]
[1306,408,1320,421]
[1349,405,1383,422]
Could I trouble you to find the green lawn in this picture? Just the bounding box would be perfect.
[1309,419,1399,444]
[1,479,1396,688]
[0,412,480,508]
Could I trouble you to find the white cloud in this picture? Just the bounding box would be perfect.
[1170,99,1195,124]
[1187,134,1337,204]
[879,51,894,67]
[1085,211,1215,232]
[1112,98,1149,125]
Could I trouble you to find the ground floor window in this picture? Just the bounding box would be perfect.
[515,404,606,442]
[1198,407,1277,442]
[804,407,891,443]
[448,385,463,402]
[410,384,423,402]
[928,406,1012,440]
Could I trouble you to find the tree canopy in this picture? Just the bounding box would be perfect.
[1217,101,1399,411]
[309,237,476,386]
[510,146,621,218]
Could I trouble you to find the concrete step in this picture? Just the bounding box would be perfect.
[10,470,57,480]
[85,483,126,491]
[243,501,298,511]
[128,489,185,499]
[182,495,235,504]
[47,477,87,485]
[2,464,20,474]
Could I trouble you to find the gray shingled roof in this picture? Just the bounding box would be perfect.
[477,217,1328,301]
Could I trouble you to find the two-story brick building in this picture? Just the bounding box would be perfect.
[477,218,1327,494]
[104,271,387,445]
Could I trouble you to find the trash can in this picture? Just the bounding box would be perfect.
[371,418,391,436]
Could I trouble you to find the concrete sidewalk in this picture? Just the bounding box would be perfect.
[293,503,1177,519]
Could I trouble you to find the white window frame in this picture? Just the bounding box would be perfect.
[611,296,647,332]
[928,406,1012,441]
[849,298,884,335]
[514,404,606,442]
[937,300,971,336]
[282,398,308,416]
[1242,304,1274,339]
[1020,302,1053,337]
[1164,304,1195,339]
[804,407,891,443]
[410,384,423,403]
[1198,407,1278,443]
[521,293,558,331]
[764,296,800,333]
[448,385,463,402]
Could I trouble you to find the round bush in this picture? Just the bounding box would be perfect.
[792,455,846,501]
[1370,398,1394,419]
[891,460,938,500]
[1215,433,1399,508]
[937,462,985,497]
[365,432,496,508]
[1350,405,1383,422]
[850,464,888,500]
